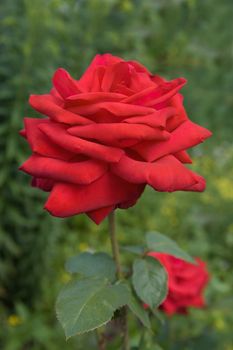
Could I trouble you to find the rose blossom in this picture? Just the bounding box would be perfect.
[20,54,212,224]
[148,252,209,315]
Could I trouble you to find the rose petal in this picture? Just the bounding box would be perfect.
[133,120,212,162]
[161,299,177,315]
[29,94,92,125]
[174,150,192,164]
[31,177,54,192]
[89,66,106,92]
[123,107,176,128]
[66,101,155,118]
[123,86,159,104]
[50,87,64,102]
[101,62,131,92]
[65,92,125,106]
[112,154,204,192]
[87,206,115,224]
[124,78,186,106]
[23,118,75,160]
[129,70,155,92]
[149,78,186,107]
[78,54,123,92]
[163,93,188,131]
[19,129,27,139]
[68,123,170,147]
[44,173,144,219]
[52,68,81,98]
[20,154,107,185]
[183,176,206,192]
[115,84,135,96]
[118,186,145,209]
[127,60,151,74]
[39,122,124,163]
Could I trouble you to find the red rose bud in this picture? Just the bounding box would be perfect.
[19,54,212,224]
[148,252,209,315]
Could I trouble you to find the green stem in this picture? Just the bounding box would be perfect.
[96,329,106,350]
[108,211,129,350]
[108,211,122,279]
[122,307,129,350]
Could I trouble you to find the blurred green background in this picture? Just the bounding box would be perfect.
[0,0,233,349]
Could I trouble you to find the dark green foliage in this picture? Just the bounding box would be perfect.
[0,0,66,307]
[0,0,232,349]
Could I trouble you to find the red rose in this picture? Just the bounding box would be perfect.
[148,252,209,315]
[20,54,212,224]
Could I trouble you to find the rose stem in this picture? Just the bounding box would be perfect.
[108,211,129,350]
[96,328,106,350]
[108,210,122,279]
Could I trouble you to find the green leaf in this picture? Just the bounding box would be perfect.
[65,252,116,282]
[146,232,196,264]
[132,257,168,309]
[127,288,151,328]
[56,278,129,339]
[121,245,145,255]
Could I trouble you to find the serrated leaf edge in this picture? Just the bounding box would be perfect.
[56,280,128,339]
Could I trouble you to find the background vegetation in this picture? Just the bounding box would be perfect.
[0,0,232,349]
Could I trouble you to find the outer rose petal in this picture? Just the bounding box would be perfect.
[183,176,206,192]
[19,129,27,139]
[151,78,187,107]
[50,87,63,101]
[39,122,124,163]
[133,120,212,162]
[166,93,188,131]
[31,177,54,192]
[20,154,107,185]
[118,186,145,209]
[23,118,75,160]
[29,94,92,125]
[87,206,115,224]
[44,173,144,221]
[52,68,81,98]
[174,150,192,164]
[112,154,203,192]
